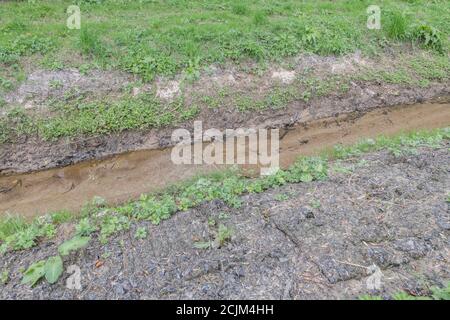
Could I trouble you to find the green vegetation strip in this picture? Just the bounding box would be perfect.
[0,95,201,143]
[0,127,449,288]
[0,0,448,85]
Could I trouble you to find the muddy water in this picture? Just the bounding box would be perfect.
[1,102,449,219]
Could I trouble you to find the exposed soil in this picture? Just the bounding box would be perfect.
[1,83,449,175]
[1,102,449,219]
[3,69,134,108]
[1,144,448,299]
[2,52,372,109]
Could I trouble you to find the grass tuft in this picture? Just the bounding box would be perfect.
[252,11,268,25]
[231,4,249,16]
[79,28,108,59]
[385,11,409,40]
[0,216,28,242]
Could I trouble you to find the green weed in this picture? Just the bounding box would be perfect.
[413,25,443,53]
[325,129,449,159]
[310,200,321,209]
[134,227,148,240]
[193,241,212,249]
[21,260,46,287]
[0,214,60,254]
[274,194,289,201]
[99,214,131,244]
[0,216,28,241]
[58,235,90,256]
[75,217,97,236]
[50,210,73,224]
[359,282,450,300]
[431,282,450,300]
[0,269,9,285]
[0,77,13,91]
[385,11,409,40]
[232,4,248,15]
[79,28,108,59]
[0,35,54,64]
[215,224,233,247]
[49,79,63,89]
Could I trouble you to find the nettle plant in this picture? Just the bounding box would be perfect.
[413,24,444,53]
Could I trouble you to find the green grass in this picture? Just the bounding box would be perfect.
[0,216,29,241]
[385,11,409,40]
[0,0,448,82]
[1,127,448,254]
[0,94,200,142]
[324,129,449,159]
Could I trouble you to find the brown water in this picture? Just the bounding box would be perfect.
[1,102,449,219]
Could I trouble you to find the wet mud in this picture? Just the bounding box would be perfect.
[1,102,449,218]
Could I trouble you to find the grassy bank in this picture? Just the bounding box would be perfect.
[0,0,449,143]
[1,0,448,83]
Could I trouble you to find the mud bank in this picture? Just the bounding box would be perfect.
[1,143,449,299]
[1,102,450,218]
[1,81,449,175]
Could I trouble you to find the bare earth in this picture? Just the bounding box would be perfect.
[1,143,449,299]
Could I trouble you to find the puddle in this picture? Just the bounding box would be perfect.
[1,102,449,219]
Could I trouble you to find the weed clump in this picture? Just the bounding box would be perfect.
[0,215,56,253]
[0,35,54,64]
[412,24,443,53]
[79,28,108,59]
[253,11,268,25]
[385,11,409,40]
[231,4,249,16]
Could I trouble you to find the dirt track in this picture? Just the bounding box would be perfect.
[1,143,449,299]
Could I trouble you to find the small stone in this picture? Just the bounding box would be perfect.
[317,256,364,284]
[305,211,315,219]
[300,206,314,219]
[394,238,430,259]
